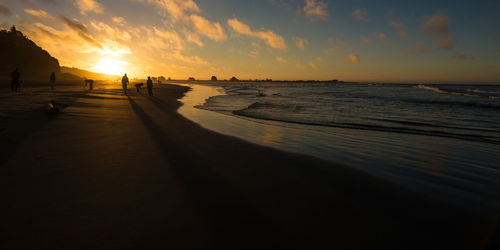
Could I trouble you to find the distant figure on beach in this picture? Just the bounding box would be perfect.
[147,76,153,96]
[84,79,94,90]
[11,68,20,93]
[122,73,129,92]
[135,83,143,93]
[50,72,56,90]
[46,100,59,115]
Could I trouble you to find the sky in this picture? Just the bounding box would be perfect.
[1,0,500,83]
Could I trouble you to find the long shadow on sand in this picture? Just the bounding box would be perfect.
[126,95,286,249]
[126,87,500,250]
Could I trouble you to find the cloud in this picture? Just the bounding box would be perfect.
[422,14,450,36]
[402,48,413,55]
[112,17,125,25]
[184,31,203,46]
[349,53,360,64]
[135,0,199,20]
[303,0,329,21]
[436,34,455,50]
[414,42,431,53]
[90,21,132,42]
[135,0,225,43]
[24,9,54,19]
[375,32,393,47]
[294,37,308,50]
[295,60,305,70]
[76,0,104,15]
[189,15,226,41]
[60,15,102,48]
[227,18,287,50]
[149,26,184,51]
[309,61,318,69]
[324,37,346,54]
[0,2,11,16]
[276,56,287,64]
[143,26,207,64]
[452,52,474,60]
[352,8,369,22]
[316,56,323,62]
[360,35,373,45]
[391,21,406,39]
[172,51,208,64]
[421,14,455,50]
[19,0,39,9]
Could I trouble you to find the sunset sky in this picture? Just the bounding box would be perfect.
[1,0,500,82]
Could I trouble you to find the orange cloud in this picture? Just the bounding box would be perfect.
[294,37,308,50]
[183,31,203,46]
[112,17,125,25]
[276,56,288,64]
[324,37,346,54]
[295,60,305,70]
[392,21,407,39]
[60,16,102,48]
[303,0,329,21]
[421,14,455,50]
[360,35,373,45]
[76,0,104,15]
[422,14,450,35]
[309,62,318,69]
[189,15,226,41]
[436,34,455,50]
[414,42,431,53]
[135,0,200,20]
[24,9,54,19]
[352,8,369,22]
[349,53,360,64]
[375,32,393,47]
[402,48,413,55]
[227,18,287,50]
[452,52,474,60]
[136,0,225,43]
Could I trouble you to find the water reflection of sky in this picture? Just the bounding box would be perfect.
[177,83,500,213]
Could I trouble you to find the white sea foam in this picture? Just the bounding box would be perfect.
[414,84,448,94]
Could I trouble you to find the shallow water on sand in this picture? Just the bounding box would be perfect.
[177,83,500,213]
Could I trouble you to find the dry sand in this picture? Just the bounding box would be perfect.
[0,82,498,249]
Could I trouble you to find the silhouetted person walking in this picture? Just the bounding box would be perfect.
[50,72,56,90]
[122,73,129,93]
[11,68,20,93]
[147,76,153,96]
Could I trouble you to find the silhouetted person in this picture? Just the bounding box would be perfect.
[50,72,56,90]
[46,100,59,115]
[11,68,20,93]
[122,73,129,92]
[134,83,143,93]
[147,76,153,96]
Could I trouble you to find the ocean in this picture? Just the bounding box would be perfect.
[177,82,500,212]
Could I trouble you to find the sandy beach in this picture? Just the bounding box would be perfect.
[0,82,498,249]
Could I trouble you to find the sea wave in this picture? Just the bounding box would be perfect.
[415,84,500,100]
[414,84,448,94]
[232,102,500,145]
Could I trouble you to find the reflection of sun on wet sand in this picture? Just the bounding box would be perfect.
[0,81,498,249]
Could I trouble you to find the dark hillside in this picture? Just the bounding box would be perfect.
[0,26,60,81]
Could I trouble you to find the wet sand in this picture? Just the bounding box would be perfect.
[0,83,498,249]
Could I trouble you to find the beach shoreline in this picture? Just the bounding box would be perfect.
[0,82,498,249]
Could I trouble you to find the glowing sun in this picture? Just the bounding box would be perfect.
[95,58,129,76]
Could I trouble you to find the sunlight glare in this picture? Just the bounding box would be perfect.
[95,58,129,76]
